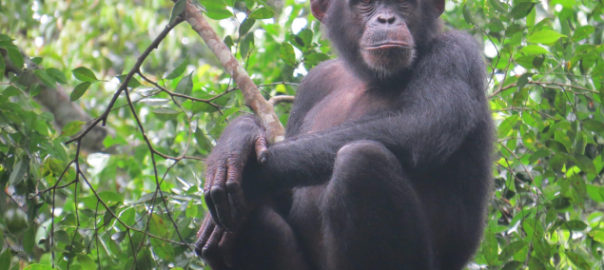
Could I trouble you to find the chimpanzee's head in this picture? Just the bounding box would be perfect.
[311,0,444,79]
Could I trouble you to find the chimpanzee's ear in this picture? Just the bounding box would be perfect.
[311,0,330,22]
[432,0,445,16]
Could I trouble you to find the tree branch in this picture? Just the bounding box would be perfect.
[182,0,285,143]
[269,95,295,105]
[2,52,109,152]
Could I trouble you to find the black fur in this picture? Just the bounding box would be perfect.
[196,1,493,269]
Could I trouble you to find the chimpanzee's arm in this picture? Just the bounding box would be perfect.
[264,81,487,189]
[263,31,488,189]
[206,31,487,230]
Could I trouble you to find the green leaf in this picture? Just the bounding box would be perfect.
[249,7,274,19]
[586,184,604,203]
[8,159,27,186]
[589,229,604,243]
[6,46,23,69]
[176,73,193,96]
[572,25,595,41]
[202,0,233,20]
[190,100,218,113]
[46,68,67,84]
[519,45,549,55]
[304,52,330,67]
[169,0,186,26]
[566,250,591,269]
[551,197,571,210]
[0,54,5,76]
[77,255,97,269]
[575,154,596,174]
[3,85,20,97]
[517,73,531,90]
[498,115,519,137]
[280,43,296,66]
[149,214,174,260]
[31,57,43,65]
[135,249,155,269]
[98,191,123,205]
[498,240,525,260]
[23,264,53,270]
[117,74,141,88]
[186,200,199,218]
[564,220,587,231]
[240,33,254,58]
[119,208,136,225]
[488,0,509,12]
[195,127,212,152]
[153,107,181,120]
[72,66,98,82]
[34,69,56,87]
[462,4,475,24]
[61,120,85,137]
[527,29,566,44]
[70,82,91,101]
[0,34,11,42]
[296,28,313,48]
[551,0,577,9]
[102,210,114,227]
[510,2,535,19]
[501,261,522,270]
[166,60,188,79]
[239,18,256,37]
[224,35,234,48]
[0,249,11,270]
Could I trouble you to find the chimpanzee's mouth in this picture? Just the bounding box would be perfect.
[364,41,411,51]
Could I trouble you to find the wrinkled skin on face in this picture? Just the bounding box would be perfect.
[314,0,443,80]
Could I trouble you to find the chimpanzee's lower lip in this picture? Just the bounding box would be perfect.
[364,43,410,50]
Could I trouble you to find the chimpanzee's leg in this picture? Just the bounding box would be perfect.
[320,140,436,270]
[231,206,311,270]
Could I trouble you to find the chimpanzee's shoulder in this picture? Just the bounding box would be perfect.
[431,30,483,59]
[298,59,348,95]
[303,59,345,81]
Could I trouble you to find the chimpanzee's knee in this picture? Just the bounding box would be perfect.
[320,140,435,270]
[333,140,402,180]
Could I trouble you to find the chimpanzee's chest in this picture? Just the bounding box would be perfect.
[300,86,396,133]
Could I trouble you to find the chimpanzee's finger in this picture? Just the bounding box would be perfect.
[195,215,215,257]
[210,167,230,228]
[202,225,223,255]
[196,214,213,240]
[225,160,246,230]
[204,168,220,226]
[201,226,228,269]
[219,231,237,268]
[255,136,269,164]
[203,166,216,193]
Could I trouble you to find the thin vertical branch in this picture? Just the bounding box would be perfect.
[183,0,285,142]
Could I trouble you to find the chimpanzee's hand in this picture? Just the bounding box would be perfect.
[204,115,268,231]
[195,214,237,269]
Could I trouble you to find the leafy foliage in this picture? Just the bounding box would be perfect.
[0,0,602,269]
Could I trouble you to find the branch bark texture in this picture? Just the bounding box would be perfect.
[183,0,285,143]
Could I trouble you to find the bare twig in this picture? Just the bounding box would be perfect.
[138,72,221,110]
[489,80,598,98]
[65,18,184,145]
[269,95,295,105]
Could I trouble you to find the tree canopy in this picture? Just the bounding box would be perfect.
[0,0,602,269]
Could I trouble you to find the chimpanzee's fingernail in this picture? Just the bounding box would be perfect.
[258,152,268,164]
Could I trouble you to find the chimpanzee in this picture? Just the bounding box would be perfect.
[195,0,493,269]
